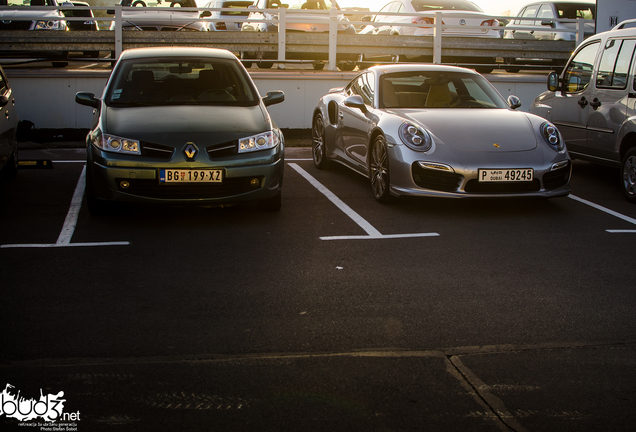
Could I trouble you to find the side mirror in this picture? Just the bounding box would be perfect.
[361,15,371,22]
[0,95,8,108]
[547,71,560,92]
[541,20,555,28]
[263,90,284,107]
[507,95,522,110]
[344,95,367,112]
[76,92,100,109]
[107,9,115,14]
[200,10,211,17]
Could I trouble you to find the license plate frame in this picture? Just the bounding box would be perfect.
[478,168,534,183]
[159,169,223,184]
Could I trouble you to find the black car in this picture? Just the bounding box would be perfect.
[0,65,18,180]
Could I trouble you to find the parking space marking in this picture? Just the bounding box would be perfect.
[569,194,636,233]
[289,163,439,241]
[1,166,130,249]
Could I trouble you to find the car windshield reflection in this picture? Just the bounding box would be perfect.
[106,57,259,107]
[379,71,509,109]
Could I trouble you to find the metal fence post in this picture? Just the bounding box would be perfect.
[115,5,123,59]
[327,7,337,71]
[278,7,286,67]
[576,17,584,47]
[433,11,442,64]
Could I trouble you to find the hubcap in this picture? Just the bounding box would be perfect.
[624,155,636,196]
[370,139,388,198]
[312,117,324,165]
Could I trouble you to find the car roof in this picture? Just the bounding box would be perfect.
[366,63,480,75]
[119,47,238,61]
[583,19,636,42]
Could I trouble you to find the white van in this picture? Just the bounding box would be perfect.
[530,19,636,202]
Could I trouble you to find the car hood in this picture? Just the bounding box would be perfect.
[399,109,537,152]
[0,9,64,19]
[120,10,203,29]
[104,104,272,145]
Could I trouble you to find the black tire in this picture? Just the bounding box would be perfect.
[621,147,636,203]
[258,192,281,211]
[313,62,325,71]
[1,146,18,180]
[257,61,274,69]
[368,135,392,203]
[312,113,329,169]
[337,61,356,71]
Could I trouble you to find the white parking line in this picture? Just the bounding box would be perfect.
[1,166,129,249]
[288,163,439,241]
[569,194,636,233]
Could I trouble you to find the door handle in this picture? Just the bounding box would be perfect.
[578,97,588,108]
[589,98,601,110]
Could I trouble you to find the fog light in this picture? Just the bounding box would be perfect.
[120,180,130,189]
[250,178,260,187]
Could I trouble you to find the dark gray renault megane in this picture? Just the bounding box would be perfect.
[76,47,285,213]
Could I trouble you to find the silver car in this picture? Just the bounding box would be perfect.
[312,64,571,202]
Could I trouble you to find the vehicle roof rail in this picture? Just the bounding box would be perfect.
[612,19,636,30]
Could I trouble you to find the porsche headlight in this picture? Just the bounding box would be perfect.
[238,130,279,153]
[399,123,432,152]
[541,122,564,151]
[91,132,141,155]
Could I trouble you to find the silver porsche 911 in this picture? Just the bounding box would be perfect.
[311,64,572,202]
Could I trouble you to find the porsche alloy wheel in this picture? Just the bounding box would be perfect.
[369,135,392,203]
[312,114,328,169]
[621,147,636,203]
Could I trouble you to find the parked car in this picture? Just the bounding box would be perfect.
[503,1,596,72]
[0,65,18,180]
[358,0,500,72]
[0,0,70,66]
[108,0,208,31]
[240,0,357,70]
[199,0,252,31]
[312,64,571,202]
[530,19,636,203]
[75,47,285,213]
[62,1,100,58]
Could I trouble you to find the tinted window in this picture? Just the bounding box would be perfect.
[597,39,636,89]
[516,4,539,25]
[347,73,375,106]
[106,57,258,106]
[411,0,483,13]
[563,41,599,92]
[554,2,595,20]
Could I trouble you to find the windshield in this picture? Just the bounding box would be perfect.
[272,0,338,10]
[106,57,259,107]
[411,0,483,13]
[119,0,199,8]
[555,2,595,20]
[4,0,57,5]
[380,71,508,109]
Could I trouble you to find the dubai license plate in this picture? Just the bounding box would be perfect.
[478,168,533,182]
[160,169,223,183]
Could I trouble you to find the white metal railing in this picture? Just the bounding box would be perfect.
[0,5,593,71]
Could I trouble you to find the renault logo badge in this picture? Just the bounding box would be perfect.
[493,143,500,148]
[460,19,466,25]
[184,142,198,161]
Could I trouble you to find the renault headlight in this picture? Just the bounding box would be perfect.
[91,132,141,155]
[399,123,432,152]
[238,131,279,153]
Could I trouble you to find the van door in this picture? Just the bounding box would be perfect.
[586,38,636,163]
[549,40,600,156]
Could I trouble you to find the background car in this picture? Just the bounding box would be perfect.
[358,0,500,72]
[200,0,253,31]
[312,64,571,202]
[62,1,100,58]
[503,1,596,72]
[108,0,208,31]
[530,20,636,203]
[75,47,285,213]
[0,65,18,181]
[0,0,70,66]
[240,0,357,70]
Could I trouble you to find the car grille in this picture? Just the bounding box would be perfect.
[412,164,463,192]
[115,176,262,199]
[464,179,541,193]
[0,21,31,30]
[542,161,571,190]
[206,140,238,159]
[141,142,174,160]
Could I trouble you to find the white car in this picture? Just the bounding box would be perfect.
[199,0,253,31]
[358,0,500,72]
[109,0,208,31]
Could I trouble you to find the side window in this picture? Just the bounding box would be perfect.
[537,4,554,19]
[596,39,636,89]
[563,41,600,93]
[350,73,374,106]
[519,5,539,26]
[0,71,7,95]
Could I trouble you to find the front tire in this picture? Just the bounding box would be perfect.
[312,113,329,169]
[369,135,392,203]
[621,147,636,203]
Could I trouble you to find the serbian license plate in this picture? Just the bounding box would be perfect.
[478,168,534,182]
[159,169,223,183]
